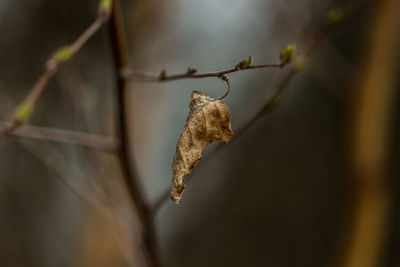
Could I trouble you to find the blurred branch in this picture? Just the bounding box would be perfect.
[108,1,160,266]
[0,122,118,152]
[153,0,370,211]
[21,139,138,266]
[0,79,136,265]
[0,0,113,146]
[342,1,400,267]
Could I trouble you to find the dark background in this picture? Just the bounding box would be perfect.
[0,0,399,266]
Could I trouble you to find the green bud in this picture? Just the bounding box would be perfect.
[242,56,253,68]
[53,46,73,62]
[13,104,32,123]
[99,0,112,18]
[237,56,253,69]
[279,44,296,64]
[325,8,343,25]
[292,55,308,71]
[160,69,167,80]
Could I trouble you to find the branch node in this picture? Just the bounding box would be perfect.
[235,55,253,70]
[187,66,198,75]
[218,75,231,100]
[159,69,167,80]
[99,0,113,20]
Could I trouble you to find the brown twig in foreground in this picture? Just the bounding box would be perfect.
[0,1,112,146]
[108,1,161,267]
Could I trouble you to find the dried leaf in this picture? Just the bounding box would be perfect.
[171,91,233,204]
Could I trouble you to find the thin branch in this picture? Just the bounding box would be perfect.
[108,1,161,267]
[0,122,118,152]
[20,139,138,265]
[217,75,231,100]
[0,78,136,265]
[122,62,285,82]
[122,54,291,100]
[0,2,112,146]
[152,0,369,211]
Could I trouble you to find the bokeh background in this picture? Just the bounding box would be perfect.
[0,0,399,266]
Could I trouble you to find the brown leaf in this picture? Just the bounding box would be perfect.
[171,91,233,204]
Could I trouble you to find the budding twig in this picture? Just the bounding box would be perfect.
[122,62,285,82]
[0,0,113,146]
[122,48,295,99]
[122,53,292,100]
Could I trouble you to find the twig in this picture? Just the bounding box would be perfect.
[0,1,113,146]
[122,58,288,100]
[122,62,285,82]
[108,1,160,266]
[152,0,369,211]
[0,122,118,152]
[20,139,137,265]
[0,83,136,265]
[217,75,231,100]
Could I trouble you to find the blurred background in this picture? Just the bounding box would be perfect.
[0,0,399,266]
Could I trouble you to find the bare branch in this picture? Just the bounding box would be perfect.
[0,1,112,146]
[0,122,118,152]
[218,75,231,100]
[122,62,286,82]
[108,1,161,266]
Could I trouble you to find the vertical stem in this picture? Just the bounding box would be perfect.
[108,1,160,266]
[342,1,400,267]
